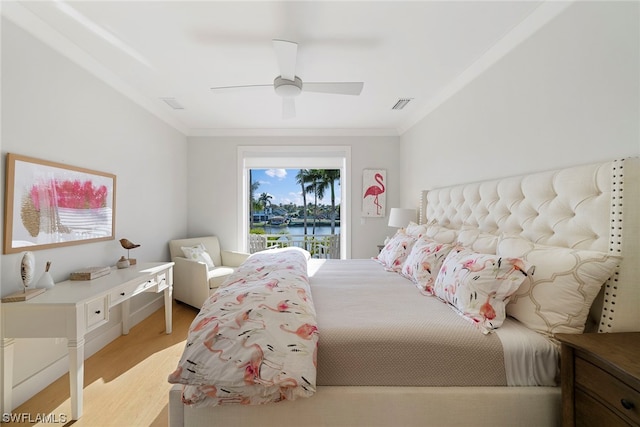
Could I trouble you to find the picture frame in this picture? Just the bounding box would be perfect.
[3,153,116,254]
[362,169,386,217]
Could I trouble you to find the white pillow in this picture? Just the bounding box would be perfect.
[181,243,215,269]
[400,237,453,295]
[497,235,620,337]
[433,247,532,334]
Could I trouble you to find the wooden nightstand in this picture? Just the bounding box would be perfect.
[556,332,640,427]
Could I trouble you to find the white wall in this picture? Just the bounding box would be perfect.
[187,136,400,259]
[4,0,638,410]
[1,18,188,407]
[400,1,640,207]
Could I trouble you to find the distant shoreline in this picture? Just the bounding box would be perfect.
[253,219,340,227]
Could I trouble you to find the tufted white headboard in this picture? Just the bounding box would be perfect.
[420,157,639,333]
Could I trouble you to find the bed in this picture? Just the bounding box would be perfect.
[168,157,639,427]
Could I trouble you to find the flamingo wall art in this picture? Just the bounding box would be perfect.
[362,169,386,217]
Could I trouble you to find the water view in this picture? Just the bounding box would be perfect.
[253,225,340,236]
[249,168,342,258]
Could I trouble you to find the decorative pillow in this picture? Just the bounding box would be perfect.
[181,243,215,269]
[497,235,621,337]
[375,231,416,272]
[433,247,532,333]
[456,227,499,254]
[401,237,454,295]
[425,224,458,244]
[405,222,428,238]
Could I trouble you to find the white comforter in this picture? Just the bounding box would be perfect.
[168,248,318,407]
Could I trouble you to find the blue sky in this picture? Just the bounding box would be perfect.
[251,169,341,207]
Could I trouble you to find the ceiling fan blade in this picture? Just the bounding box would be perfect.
[210,84,272,92]
[303,82,364,96]
[273,39,297,81]
[282,97,296,119]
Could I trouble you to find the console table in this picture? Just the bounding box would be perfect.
[1,261,174,420]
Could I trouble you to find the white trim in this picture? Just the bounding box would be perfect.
[190,128,399,137]
[397,1,574,135]
[1,1,189,136]
[237,146,351,259]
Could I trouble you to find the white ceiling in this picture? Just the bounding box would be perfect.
[3,1,572,136]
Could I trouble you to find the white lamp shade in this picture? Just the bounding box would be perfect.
[388,208,417,228]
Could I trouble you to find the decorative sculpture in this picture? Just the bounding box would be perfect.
[119,238,140,265]
[21,251,35,291]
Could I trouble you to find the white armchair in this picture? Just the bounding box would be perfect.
[168,236,249,308]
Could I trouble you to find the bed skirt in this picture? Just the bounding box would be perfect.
[169,384,560,427]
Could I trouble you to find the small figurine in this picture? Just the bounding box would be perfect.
[119,238,140,265]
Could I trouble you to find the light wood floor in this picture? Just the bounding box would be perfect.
[6,301,198,427]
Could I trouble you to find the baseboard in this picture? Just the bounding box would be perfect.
[10,295,165,409]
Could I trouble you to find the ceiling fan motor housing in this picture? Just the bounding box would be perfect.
[274,76,302,97]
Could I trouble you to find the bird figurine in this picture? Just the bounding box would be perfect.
[119,238,140,265]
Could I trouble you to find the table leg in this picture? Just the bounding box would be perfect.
[121,299,131,335]
[164,287,172,334]
[68,338,84,420]
[1,338,15,415]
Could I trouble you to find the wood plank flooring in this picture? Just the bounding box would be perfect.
[5,301,198,427]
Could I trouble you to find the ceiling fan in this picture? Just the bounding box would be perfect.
[210,39,364,119]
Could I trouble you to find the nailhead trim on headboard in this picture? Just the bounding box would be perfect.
[600,158,625,333]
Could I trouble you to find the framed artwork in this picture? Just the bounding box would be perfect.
[3,153,116,254]
[362,169,386,217]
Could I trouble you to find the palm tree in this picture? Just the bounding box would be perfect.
[295,169,311,236]
[258,192,273,217]
[249,171,260,227]
[305,169,327,235]
[322,169,340,234]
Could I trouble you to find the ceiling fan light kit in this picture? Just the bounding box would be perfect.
[274,76,302,97]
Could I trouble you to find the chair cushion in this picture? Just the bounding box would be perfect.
[207,266,235,289]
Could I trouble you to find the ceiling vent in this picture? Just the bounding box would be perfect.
[391,98,412,110]
[161,98,184,110]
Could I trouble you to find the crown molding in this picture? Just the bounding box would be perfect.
[188,127,399,137]
[397,0,574,135]
[2,1,190,136]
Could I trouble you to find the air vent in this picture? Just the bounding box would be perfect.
[161,98,184,110]
[391,98,412,110]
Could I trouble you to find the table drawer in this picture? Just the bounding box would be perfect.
[85,296,109,331]
[575,388,629,427]
[133,277,157,295]
[575,356,640,424]
[156,271,169,291]
[109,281,138,307]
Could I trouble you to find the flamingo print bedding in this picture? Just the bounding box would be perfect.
[168,247,318,407]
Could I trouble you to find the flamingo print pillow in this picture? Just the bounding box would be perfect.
[433,247,532,333]
[375,231,416,272]
[400,237,453,295]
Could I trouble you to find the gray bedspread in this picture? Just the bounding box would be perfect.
[310,259,510,386]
